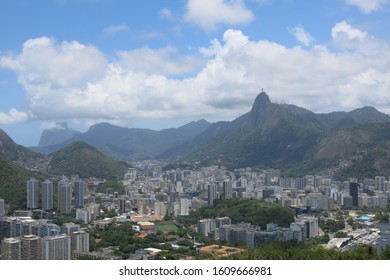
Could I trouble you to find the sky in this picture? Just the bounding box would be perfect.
[1,0,390,146]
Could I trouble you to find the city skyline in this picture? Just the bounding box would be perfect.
[1,0,390,146]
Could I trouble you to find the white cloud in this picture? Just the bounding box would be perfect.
[331,21,367,48]
[1,22,390,126]
[0,109,30,124]
[184,0,254,30]
[1,37,108,89]
[102,24,130,36]
[345,0,389,13]
[289,25,314,47]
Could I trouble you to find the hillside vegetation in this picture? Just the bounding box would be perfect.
[0,154,41,211]
[49,141,128,180]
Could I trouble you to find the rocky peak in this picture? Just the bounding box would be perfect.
[250,91,271,127]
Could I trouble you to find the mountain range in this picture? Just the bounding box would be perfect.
[2,91,390,180]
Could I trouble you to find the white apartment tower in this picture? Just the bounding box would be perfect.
[180,198,190,216]
[41,234,71,260]
[41,179,53,211]
[58,177,72,214]
[27,178,40,209]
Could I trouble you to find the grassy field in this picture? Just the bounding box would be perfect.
[156,224,179,232]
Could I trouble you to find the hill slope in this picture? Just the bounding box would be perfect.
[48,141,129,180]
[0,153,41,211]
[182,92,390,178]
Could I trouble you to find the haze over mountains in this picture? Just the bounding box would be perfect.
[2,91,390,180]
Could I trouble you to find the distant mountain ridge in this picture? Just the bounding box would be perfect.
[33,119,212,160]
[38,122,81,148]
[28,91,390,179]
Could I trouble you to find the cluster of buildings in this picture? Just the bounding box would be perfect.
[0,220,89,260]
[197,216,319,248]
[24,177,101,224]
[1,163,390,260]
[114,165,390,220]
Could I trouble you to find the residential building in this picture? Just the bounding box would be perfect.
[207,184,218,206]
[41,179,53,211]
[70,230,90,256]
[41,234,71,260]
[0,237,21,260]
[74,180,85,208]
[27,178,40,209]
[349,182,359,207]
[21,235,41,260]
[58,178,72,214]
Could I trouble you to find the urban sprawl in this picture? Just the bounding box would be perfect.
[0,162,389,260]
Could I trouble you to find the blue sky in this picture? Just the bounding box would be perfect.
[1,0,390,146]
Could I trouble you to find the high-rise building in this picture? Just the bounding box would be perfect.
[0,237,21,260]
[58,178,72,214]
[41,179,53,211]
[27,178,40,209]
[61,223,80,236]
[375,176,386,191]
[87,203,100,221]
[207,184,218,206]
[0,198,5,216]
[74,180,85,208]
[119,197,127,214]
[180,198,190,216]
[21,235,41,260]
[70,230,89,256]
[41,234,71,260]
[349,182,359,207]
[222,180,233,199]
[154,201,166,218]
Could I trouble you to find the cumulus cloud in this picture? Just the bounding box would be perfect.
[331,21,367,49]
[1,21,390,126]
[184,0,254,30]
[345,0,389,13]
[0,109,30,124]
[1,37,107,89]
[289,25,314,47]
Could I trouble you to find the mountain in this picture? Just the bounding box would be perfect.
[183,92,324,170]
[33,119,211,160]
[0,128,48,171]
[48,141,129,180]
[38,122,81,148]
[181,91,390,178]
[314,122,390,180]
[31,90,390,179]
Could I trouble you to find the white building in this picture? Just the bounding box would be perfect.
[179,198,190,216]
[41,234,71,260]
[76,208,90,224]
